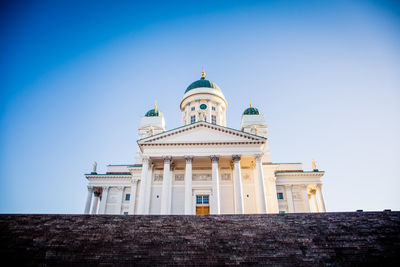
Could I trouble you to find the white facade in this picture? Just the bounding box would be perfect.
[84,71,326,215]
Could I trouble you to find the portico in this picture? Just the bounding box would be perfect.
[134,151,271,215]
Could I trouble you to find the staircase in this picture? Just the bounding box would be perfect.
[1,212,399,265]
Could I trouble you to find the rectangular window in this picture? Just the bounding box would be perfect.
[212,106,216,111]
[277,192,284,199]
[191,107,195,111]
[279,211,285,214]
[196,195,209,205]
[211,115,216,124]
[125,194,130,201]
[123,212,128,215]
[191,115,196,123]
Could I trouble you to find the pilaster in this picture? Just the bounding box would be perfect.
[284,185,295,213]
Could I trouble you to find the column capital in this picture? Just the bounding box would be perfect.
[117,186,124,191]
[185,156,193,163]
[87,186,94,192]
[163,156,172,164]
[210,155,219,163]
[254,153,264,161]
[102,186,109,191]
[308,185,317,194]
[142,155,150,163]
[232,155,241,162]
[132,177,140,183]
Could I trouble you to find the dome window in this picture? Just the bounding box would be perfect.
[200,104,207,110]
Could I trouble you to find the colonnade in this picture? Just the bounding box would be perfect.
[135,154,268,215]
[84,157,326,215]
[281,184,326,213]
[84,185,131,215]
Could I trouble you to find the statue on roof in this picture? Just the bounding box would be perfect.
[312,159,317,171]
[93,161,97,173]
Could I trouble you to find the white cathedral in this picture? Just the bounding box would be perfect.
[84,69,326,215]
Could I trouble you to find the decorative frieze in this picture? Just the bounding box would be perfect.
[221,173,231,181]
[154,174,163,182]
[175,174,184,181]
[193,173,212,181]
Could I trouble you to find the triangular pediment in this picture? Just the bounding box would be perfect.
[137,122,265,146]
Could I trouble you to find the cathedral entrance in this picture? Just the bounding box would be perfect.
[195,195,210,215]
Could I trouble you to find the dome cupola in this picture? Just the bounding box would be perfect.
[184,67,221,93]
[180,67,227,126]
[243,107,260,115]
[144,100,162,117]
[243,99,259,115]
[145,109,161,117]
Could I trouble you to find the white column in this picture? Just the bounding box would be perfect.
[98,186,109,214]
[255,154,267,214]
[168,165,174,214]
[128,178,138,214]
[312,192,319,212]
[115,186,124,215]
[284,185,295,213]
[316,184,326,212]
[211,156,220,214]
[160,156,172,214]
[84,186,93,214]
[137,156,150,214]
[144,164,153,214]
[91,191,100,214]
[233,155,244,214]
[184,156,193,215]
[301,185,311,212]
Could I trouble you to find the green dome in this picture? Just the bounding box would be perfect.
[145,109,162,117]
[185,77,221,93]
[243,107,260,115]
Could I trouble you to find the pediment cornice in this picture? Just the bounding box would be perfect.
[137,122,266,148]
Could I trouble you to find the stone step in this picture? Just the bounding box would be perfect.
[0,212,399,265]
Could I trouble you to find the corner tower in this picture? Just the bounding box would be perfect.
[135,102,166,164]
[180,68,227,126]
[241,102,272,162]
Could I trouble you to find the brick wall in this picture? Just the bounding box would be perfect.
[1,212,399,265]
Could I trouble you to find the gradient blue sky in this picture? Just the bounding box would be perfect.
[1,0,399,213]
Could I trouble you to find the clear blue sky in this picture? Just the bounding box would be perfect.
[1,0,399,213]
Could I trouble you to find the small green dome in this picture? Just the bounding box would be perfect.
[185,77,221,93]
[243,107,260,115]
[145,109,162,117]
